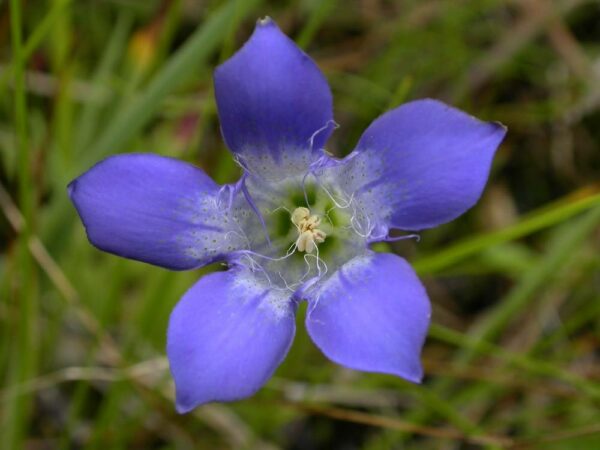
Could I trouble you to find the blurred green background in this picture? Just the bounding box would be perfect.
[2,0,600,449]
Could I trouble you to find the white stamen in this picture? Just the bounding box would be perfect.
[291,207,310,227]
[291,207,327,253]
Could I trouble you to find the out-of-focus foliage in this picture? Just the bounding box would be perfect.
[1,0,599,449]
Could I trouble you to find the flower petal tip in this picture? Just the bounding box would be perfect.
[66,178,77,199]
[486,121,508,148]
[172,374,267,413]
[175,395,196,415]
[493,120,508,135]
[403,366,424,384]
[375,359,424,384]
[257,16,274,27]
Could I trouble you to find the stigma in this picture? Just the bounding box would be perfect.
[291,207,326,253]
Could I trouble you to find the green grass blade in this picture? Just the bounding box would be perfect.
[3,1,37,449]
[84,0,262,168]
[0,0,71,94]
[296,0,339,49]
[429,324,600,400]
[413,187,600,275]
[466,205,600,353]
[74,11,133,151]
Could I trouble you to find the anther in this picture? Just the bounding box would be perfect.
[291,207,310,227]
[291,207,326,253]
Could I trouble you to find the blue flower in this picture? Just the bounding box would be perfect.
[68,18,506,413]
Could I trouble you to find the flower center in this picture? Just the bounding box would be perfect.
[290,207,326,253]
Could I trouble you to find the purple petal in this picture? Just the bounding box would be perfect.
[68,154,248,270]
[305,252,430,382]
[214,18,333,180]
[336,99,506,232]
[167,268,296,412]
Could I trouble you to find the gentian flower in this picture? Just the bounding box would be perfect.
[68,18,506,413]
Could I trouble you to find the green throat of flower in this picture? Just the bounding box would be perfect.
[235,180,366,293]
[263,182,363,267]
